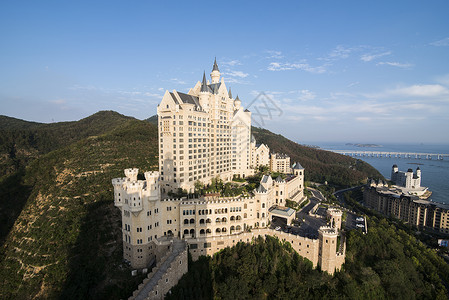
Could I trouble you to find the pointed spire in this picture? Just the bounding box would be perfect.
[235,95,240,101]
[212,57,219,72]
[228,87,232,99]
[201,71,208,92]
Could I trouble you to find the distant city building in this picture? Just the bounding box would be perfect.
[364,170,449,235]
[391,165,421,190]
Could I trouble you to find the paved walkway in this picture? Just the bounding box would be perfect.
[134,239,186,300]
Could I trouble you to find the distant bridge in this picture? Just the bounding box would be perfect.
[328,150,449,160]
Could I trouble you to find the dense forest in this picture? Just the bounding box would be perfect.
[167,218,449,299]
[0,111,385,299]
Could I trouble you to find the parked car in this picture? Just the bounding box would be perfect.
[356,224,365,228]
[356,217,364,222]
[275,226,281,231]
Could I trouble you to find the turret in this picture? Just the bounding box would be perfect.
[416,167,421,178]
[234,95,241,110]
[199,71,209,111]
[125,168,138,181]
[210,58,220,84]
[318,226,338,274]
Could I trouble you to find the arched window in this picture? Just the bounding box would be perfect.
[230,226,235,231]
[222,217,227,222]
[184,219,189,224]
[206,218,211,223]
[190,229,195,235]
[206,228,211,233]
[216,218,221,223]
[200,219,205,224]
[230,216,235,221]
[262,203,265,208]
[222,227,227,232]
[236,225,242,231]
[183,229,189,236]
[216,228,221,233]
[190,218,195,224]
[244,213,247,218]
[236,215,241,220]
[200,229,205,235]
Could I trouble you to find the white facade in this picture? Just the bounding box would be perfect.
[391,165,421,189]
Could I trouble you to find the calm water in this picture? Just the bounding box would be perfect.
[315,143,449,205]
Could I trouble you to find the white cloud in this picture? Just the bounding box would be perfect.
[430,37,449,46]
[50,99,66,105]
[377,61,413,68]
[297,90,316,101]
[265,50,283,59]
[221,60,241,66]
[328,45,355,59]
[389,84,449,97]
[267,62,326,73]
[224,70,249,78]
[360,51,391,62]
[170,78,186,85]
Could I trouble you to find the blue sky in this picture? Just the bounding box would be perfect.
[1,1,449,143]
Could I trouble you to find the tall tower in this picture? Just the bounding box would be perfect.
[318,227,338,273]
[210,57,220,84]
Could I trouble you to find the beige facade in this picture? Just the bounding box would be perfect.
[270,153,291,173]
[231,100,254,178]
[364,184,449,234]
[111,165,346,275]
[157,60,257,193]
[250,137,270,170]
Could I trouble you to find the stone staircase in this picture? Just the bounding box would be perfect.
[131,239,187,300]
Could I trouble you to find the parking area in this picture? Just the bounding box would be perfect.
[345,212,367,233]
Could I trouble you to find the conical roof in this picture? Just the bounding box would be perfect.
[201,71,209,92]
[228,87,232,99]
[212,57,219,71]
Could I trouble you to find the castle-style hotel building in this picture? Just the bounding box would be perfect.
[112,60,345,284]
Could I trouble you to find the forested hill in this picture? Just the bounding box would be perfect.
[251,127,382,186]
[0,114,159,299]
[0,111,382,299]
[0,111,134,178]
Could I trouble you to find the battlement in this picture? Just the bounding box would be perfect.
[327,208,343,217]
[124,168,139,181]
[318,226,338,236]
[144,171,159,182]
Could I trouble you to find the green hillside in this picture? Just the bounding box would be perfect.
[0,118,158,299]
[0,112,383,299]
[0,111,134,178]
[252,127,382,186]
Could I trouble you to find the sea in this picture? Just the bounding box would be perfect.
[311,143,449,205]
